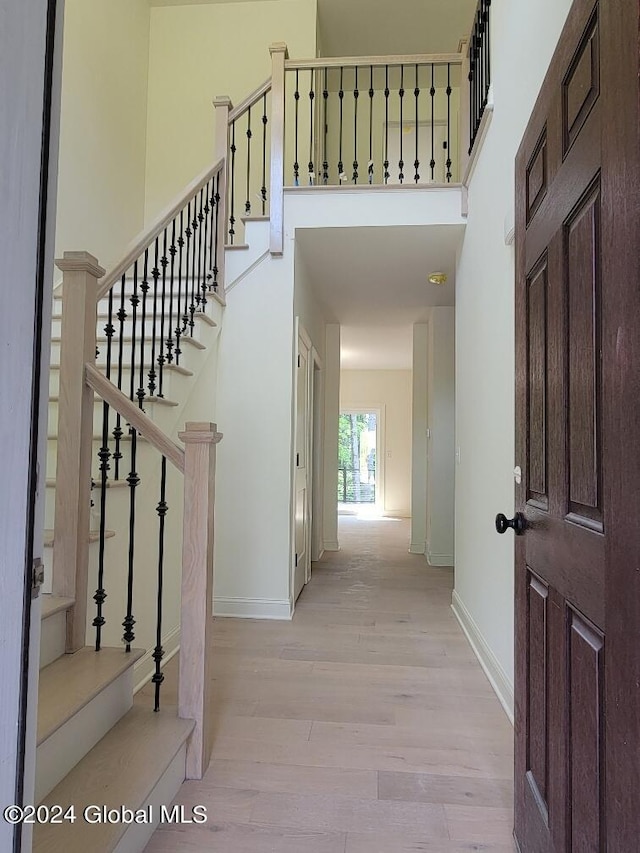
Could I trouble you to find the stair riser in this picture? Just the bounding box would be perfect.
[45,434,169,480]
[48,366,186,399]
[40,609,66,669]
[47,397,174,440]
[49,338,201,372]
[50,314,210,342]
[36,667,135,803]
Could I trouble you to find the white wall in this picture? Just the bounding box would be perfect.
[454,0,573,708]
[427,307,455,565]
[55,0,150,269]
[145,0,317,220]
[411,323,428,553]
[340,370,412,518]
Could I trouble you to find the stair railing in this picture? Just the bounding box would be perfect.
[217,44,465,258]
[53,159,226,779]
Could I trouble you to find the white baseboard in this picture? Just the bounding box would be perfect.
[214,597,293,620]
[409,542,426,555]
[323,540,339,551]
[133,626,181,695]
[451,589,514,724]
[427,550,454,567]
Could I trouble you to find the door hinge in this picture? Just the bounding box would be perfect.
[32,557,44,599]
[296,452,300,466]
[297,354,301,368]
[295,553,298,567]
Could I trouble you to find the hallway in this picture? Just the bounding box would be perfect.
[144,517,514,852]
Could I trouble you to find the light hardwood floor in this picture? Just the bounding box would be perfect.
[143,516,515,852]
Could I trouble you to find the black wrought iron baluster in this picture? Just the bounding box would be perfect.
[213,176,221,291]
[113,275,127,478]
[94,289,114,648]
[157,229,168,398]
[368,65,374,184]
[261,93,268,213]
[399,64,405,184]
[148,238,160,398]
[468,47,474,155]
[414,64,420,184]
[204,179,213,297]
[486,0,491,99]
[122,430,139,652]
[129,260,139,404]
[338,66,345,183]
[446,63,452,183]
[308,70,315,185]
[431,65,436,179]
[384,65,390,184]
[189,196,199,333]
[245,106,252,213]
[479,5,485,115]
[294,70,300,185]
[167,220,176,364]
[229,121,236,244]
[175,211,185,364]
[352,67,359,183]
[152,455,168,711]
[197,188,205,311]
[137,249,149,408]
[322,68,329,185]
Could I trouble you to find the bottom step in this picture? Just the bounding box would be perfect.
[34,707,194,853]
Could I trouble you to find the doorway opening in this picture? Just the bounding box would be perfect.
[338,410,380,517]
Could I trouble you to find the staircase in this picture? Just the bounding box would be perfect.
[34,160,228,850]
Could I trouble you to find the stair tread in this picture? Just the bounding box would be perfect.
[34,706,194,851]
[50,362,193,377]
[241,214,270,223]
[37,646,145,745]
[48,393,179,407]
[40,594,75,620]
[225,242,250,250]
[52,310,218,327]
[44,529,115,547]
[50,334,206,352]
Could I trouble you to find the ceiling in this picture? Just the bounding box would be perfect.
[317,0,476,57]
[295,224,464,370]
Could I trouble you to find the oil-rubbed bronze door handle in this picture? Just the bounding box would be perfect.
[495,512,527,536]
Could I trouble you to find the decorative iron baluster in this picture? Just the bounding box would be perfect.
[229,121,236,243]
[352,67,359,183]
[384,65,390,184]
[368,65,374,184]
[129,260,139,404]
[148,238,159,397]
[293,70,300,185]
[152,456,168,711]
[245,106,252,213]
[204,179,213,297]
[157,229,168,398]
[122,430,139,652]
[166,219,176,364]
[113,275,127,478]
[446,64,452,182]
[485,0,491,102]
[175,211,184,365]
[431,65,436,179]
[213,176,221,291]
[94,289,114,649]
[338,66,345,183]
[189,196,199,332]
[308,71,315,185]
[322,68,329,185]
[261,93,268,213]
[399,64,405,184]
[195,189,204,310]
[469,48,475,155]
[414,64,420,184]
[137,249,149,408]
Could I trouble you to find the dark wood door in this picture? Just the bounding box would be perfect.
[514,0,640,850]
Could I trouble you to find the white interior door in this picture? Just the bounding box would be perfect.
[385,120,448,184]
[294,331,310,602]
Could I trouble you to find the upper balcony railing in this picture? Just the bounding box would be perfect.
[466,0,492,156]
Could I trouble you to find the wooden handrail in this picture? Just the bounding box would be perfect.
[97,158,225,300]
[85,363,185,473]
[228,78,272,124]
[286,53,463,71]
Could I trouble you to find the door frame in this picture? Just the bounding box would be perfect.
[338,406,385,516]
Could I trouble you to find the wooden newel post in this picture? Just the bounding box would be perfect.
[213,95,233,289]
[178,421,223,779]
[53,251,105,653]
[269,41,288,256]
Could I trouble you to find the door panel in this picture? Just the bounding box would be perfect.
[294,335,310,602]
